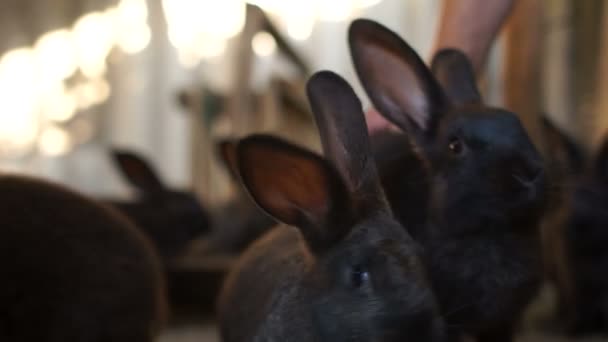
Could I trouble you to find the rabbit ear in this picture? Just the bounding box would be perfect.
[308,71,388,213]
[236,134,352,252]
[541,115,585,175]
[217,139,240,181]
[431,49,482,106]
[111,150,165,192]
[349,19,447,138]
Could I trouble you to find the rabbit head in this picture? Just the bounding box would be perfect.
[111,150,210,257]
[349,19,547,233]
[226,71,444,341]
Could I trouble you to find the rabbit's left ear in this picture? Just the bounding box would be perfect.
[431,49,482,106]
[236,135,353,252]
[217,139,240,181]
[111,150,166,193]
[541,115,585,176]
[349,19,447,140]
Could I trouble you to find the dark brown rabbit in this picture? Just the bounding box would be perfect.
[349,19,548,342]
[218,71,444,342]
[0,175,167,342]
[106,149,211,260]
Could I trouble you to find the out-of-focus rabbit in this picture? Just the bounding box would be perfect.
[563,137,608,336]
[218,71,444,342]
[349,19,548,342]
[0,174,167,341]
[536,115,583,326]
[541,117,608,336]
[106,149,211,260]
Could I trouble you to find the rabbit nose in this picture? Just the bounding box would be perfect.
[512,163,543,187]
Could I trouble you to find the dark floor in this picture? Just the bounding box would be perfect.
[158,285,607,341]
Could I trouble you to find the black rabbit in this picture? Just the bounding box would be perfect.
[106,149,211,260]
[349,19,548,342]
[218,71,444,342]
[0,175,167,342]
[542,119,608,336]
[564,137,608,336]
[536,115,584,324]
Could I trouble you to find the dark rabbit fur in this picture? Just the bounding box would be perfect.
[218,71,444,342]
[564,138,608,336]
[106,150,211,259]
[0,175,167,342]
[350,19,548,342]
[537,116,583,319]
[542,118,608,336]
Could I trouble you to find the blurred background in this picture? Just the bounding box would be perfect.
[1,0,607,207]
[0,0,451,209]
[0,0,607,340]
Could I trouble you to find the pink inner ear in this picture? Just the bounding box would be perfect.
[364,44,430,131]
[248,151,332,226]
[365,108,397,133]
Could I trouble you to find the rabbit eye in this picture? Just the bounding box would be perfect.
[351,266,370,288]
[448,138,465,156]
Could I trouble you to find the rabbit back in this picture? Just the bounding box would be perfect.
[0,175,167,342]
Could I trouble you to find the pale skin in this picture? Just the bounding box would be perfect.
[366,0,516,133]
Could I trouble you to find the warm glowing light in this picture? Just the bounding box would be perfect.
[39,126,72,156]
[178,51,200,68]
[0,0,148,158]
[0,48,40,154]
[163,0,245,65]
[117,0,148,23]
[282,0,316,40]
[72,12,114,78]
[115,0,151,54]
[356,0,383,8]
[117,25,151,54]
[252,32,276,56]
[35,29,78,84]
[43,85,77,122]
[199,0,246,38]
[0,48,38,93]
[287,19,315,41]
[196,36,227,59]
[0,106,39,156]
[316,0,355,21]
[70,118,95,144]
[74,79,111,109]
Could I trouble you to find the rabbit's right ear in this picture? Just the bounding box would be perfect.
[236,135,352,252]
[349,19,447,138]
[217,139,239,181]
[111,150,166,192]
[541,115,585,175]
[307,71,388,214]
[431,49,481,106]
